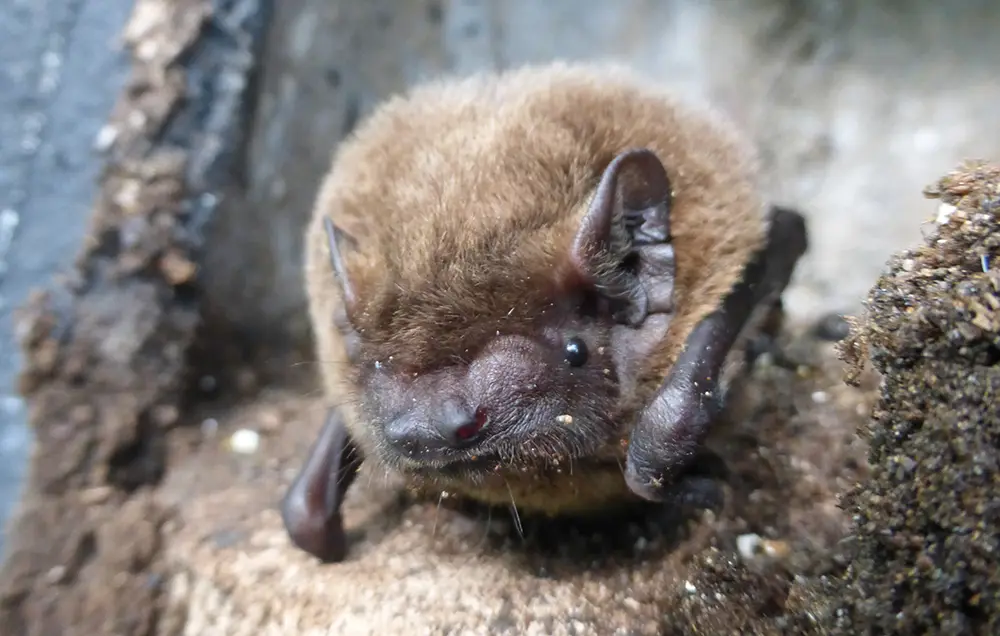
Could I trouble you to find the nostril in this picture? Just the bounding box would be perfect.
[454,406,488,443]
[387,401,488,455]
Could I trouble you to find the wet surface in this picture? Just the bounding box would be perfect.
[0,0,133,556]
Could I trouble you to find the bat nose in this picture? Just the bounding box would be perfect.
[383,399,485,456]
[435,398,485,446]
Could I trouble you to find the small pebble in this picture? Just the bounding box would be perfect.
[151,403,179,427]
[79,486,113,505]
[936,202,957,224]
[201,418,219,438]
[93,124,119,151]
[761,539,791,559]
[811,391,829,404]
[683,581,697,594]
[737,533,762,559]
[813,312,851,341]
[555,414,573,425]
[258,408,281,434]
[44,565,67,585]
[623,597,641,611]
[229,429,261,454]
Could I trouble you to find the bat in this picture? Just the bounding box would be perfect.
[279,62,808,563]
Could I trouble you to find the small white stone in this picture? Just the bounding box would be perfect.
[93,124,119,151]
[623,597,641,611]
[555,414,573,425]
[936,203,956,224]
[901,259,916,272]
[683,580,697,594]
[201,418,219,438]
[229,428,260,454]
[811,391,829,404]
[737,533,763,559]
[44,565,67,585]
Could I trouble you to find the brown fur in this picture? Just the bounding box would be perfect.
[304,62,767,512]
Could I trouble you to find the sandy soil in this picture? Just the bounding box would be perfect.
[163,327,871,634]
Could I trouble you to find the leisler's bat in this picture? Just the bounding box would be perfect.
[280,62,809,563]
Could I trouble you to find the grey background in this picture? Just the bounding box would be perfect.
[0,0,134,554]
[3,0,1000,558]
[207,0,1000,348]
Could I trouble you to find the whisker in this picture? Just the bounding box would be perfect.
[505,480,524,540]
[432,490,446,538]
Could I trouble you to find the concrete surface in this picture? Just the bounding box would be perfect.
[208,0,1000,345]
[0,0,134,555]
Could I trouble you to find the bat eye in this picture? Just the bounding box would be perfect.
[564,337,589,367]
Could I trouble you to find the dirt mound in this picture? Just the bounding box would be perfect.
[833,162,1000,635]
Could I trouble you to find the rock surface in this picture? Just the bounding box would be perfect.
[0,0,270,633]
[0,0,134,556]
[156,328,871,635]
[833,163,1000,635]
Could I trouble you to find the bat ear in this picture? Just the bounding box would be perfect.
[323,216,357,310]
[322,217,363,360]
[570,148,674,325]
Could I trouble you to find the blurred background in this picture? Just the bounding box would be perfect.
[1,0,998,554]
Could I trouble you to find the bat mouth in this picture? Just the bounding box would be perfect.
[394,451,505,476]
[379,413,625,477]
[395,448,617,482]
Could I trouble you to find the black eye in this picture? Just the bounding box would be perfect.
[564,337,589,367]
